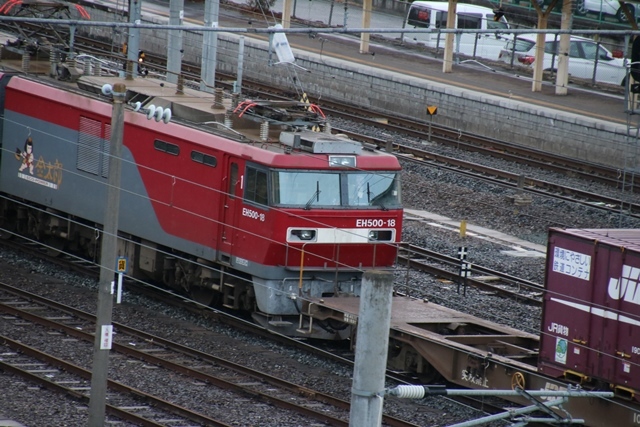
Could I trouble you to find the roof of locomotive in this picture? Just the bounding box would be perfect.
[74,75,402,171]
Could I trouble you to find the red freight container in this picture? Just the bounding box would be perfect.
[539,229,640,402]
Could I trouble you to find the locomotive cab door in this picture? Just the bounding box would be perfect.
[218,160,241,265]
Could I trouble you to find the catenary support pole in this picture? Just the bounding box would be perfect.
[166,0,184,84]
[282,0,293,28]
[359,0,372,54]
[126,0,141,79]
[442,0,457,73]
[555,0,574,95]
[349,270,394,427]
[201,0,220,93]
[235,36,244,94]
[88,83,126,427]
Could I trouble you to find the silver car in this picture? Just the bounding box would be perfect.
[574,0,635,23]
[498,33,627,86]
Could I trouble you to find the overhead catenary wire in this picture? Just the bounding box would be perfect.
[4,15,640,36]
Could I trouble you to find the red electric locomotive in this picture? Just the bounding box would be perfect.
[0,73,403,339]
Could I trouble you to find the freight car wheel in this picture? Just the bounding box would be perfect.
[0,218,15,239]
[415,365,442,384]
[44,236,65,257]
[511,372,526,390]
[189,287,217,306]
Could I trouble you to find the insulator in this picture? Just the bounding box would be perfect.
[231,93,239,109]
[176,75,184,95]
[390,385,425,399]
[83,58,91,76]
[215,88,224,108]
[260,120,269,141]
[94,62,102,76]
[49,49,59,77]
[324,122,332,134]
[21,52,30,72]
[224,110,232,128]
[49,49,60,64]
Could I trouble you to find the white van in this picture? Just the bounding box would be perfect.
[403,1,510,61]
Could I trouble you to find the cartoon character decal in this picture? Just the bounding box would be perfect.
[15,136,34,175]
[13,133,63,190]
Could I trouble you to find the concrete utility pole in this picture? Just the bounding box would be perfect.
[349,270,394,427]
[442,0,457,73]
[87,83,126,427]
[201,0,220,93]
[359,0,372,54]
[167,0,184,85]
[531,16,548,92]
[281,0,293,28]
[126,0,142,79]
[555,0,574,95]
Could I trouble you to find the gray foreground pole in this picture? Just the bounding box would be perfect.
[201,0,220,93]
[166,0,184,85]
[349,270,394,427]
[88,83,126,427]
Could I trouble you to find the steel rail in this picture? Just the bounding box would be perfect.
[0,282,421,427]
[397,243,543,305]
[0,335,233,426]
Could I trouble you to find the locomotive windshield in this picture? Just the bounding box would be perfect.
[271,170,400,208]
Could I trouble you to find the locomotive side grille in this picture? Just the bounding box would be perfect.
[77,116,107,177]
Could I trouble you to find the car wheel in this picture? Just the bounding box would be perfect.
[574,0,588,15]
[617,4,635,22]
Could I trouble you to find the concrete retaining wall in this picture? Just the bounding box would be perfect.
[84,5,633,170]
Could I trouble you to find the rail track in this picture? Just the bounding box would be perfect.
[0,281,423,427]
[0,239,532,425]
[397,243,543,305]
[0,336,216,427]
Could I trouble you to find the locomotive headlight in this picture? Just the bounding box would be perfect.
[368,230,393,242]
[328,156,356,168]
[290,229,317,241]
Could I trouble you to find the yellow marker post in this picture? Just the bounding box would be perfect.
[460,220,467,238]
[426,106,438,142]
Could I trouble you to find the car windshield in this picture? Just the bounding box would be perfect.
[272,170,401,208]
[508,38,535,52]
[581,42,613,61]
[407,6,431,28]
[486,15,508,30]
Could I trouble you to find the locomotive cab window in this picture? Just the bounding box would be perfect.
[347,172,400,208]
[272,171,341,207]
[271,170,400,209]
[245,166,268,206]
